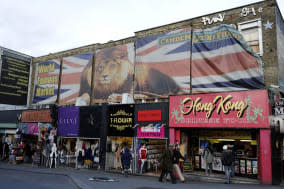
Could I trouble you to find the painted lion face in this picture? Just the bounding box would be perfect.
[94,48,133,96]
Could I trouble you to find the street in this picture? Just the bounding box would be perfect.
[0,164,283,189]
[0,169,77,189]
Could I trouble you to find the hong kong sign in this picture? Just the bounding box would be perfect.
[169,90,269,128]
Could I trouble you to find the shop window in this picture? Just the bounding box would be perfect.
[238,19,263,56]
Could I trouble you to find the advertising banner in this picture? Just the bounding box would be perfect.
[22,109,52,123]
[169,90,269,128]
[135,28,191,99]
[0,50,31,105]
[32,59,60,104]
[59,52,93,105]
[27,123,38,135]
[191,25,264,93]
[58,106,79,137]
[108,104,134,137]
[79,106,102,138]
[137,124,165,138]
[93,43,134,103]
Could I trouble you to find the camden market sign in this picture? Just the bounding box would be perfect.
[169,90,269,128]
[108,104,134,137]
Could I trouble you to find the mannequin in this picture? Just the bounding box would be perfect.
[50,143,58,168]
[139,144,147,174]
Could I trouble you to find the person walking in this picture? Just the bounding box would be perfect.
[121,147,132,177]
[172,144,186,183]
[204,143,214,176]
[159,144,176,184]
[221,145,233,184]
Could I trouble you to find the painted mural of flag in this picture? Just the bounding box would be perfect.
[32,59,61,104]
[135,25,264,98]
[135,28,191,98]
[191,24,265,93]
[59,52,93,105]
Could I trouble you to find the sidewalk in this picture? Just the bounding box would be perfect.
[0,161,262,188]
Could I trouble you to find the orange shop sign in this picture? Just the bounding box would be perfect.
[22,109,52,123]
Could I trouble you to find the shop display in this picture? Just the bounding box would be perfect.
[252,160,258,175]
[240,159,246,174]
[247,160,252,174]
[234,159,239,174]
[139,139,166,174]
[195,156,200,169]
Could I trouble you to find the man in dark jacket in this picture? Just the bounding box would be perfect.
[159,144,176,184]
[221,145,233,184]
[173,144,186,182]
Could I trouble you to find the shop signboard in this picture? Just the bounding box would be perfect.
[79,106,102,138]
[22,109,52,123]
[138,110,161,121]
[58,106,79,137]
[137,124,165,138]
[169,90,269,128]
[108,104,134,137]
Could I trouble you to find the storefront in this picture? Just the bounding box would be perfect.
[21,109,54,166]
[0,110,23,161]
[77,106,104,169]
[169,90,272,184]
[134,102,168,176]
[105,104,134,172]
[57,106,79,167]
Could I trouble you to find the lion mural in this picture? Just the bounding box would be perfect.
[78,45,183,103]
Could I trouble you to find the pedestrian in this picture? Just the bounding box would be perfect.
[204,143,214,176]
[121,147,132,176]
[172,144,186,183]
[159,144,176,184]
[221,145,233,184]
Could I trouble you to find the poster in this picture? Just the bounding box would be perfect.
[33,59,60,104]
[93,43,134,103]
[192,25,264,93]
[213,156,222,171]
[0,50,31,105]
[59,52,93,105]
[135,28,191,99]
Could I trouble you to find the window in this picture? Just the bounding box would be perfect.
[238,19,263,55]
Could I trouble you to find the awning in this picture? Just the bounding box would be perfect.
[0,123,17,129]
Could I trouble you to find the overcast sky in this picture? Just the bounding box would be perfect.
[0,0,283,57]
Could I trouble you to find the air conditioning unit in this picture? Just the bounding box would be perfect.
[269,115,284,134]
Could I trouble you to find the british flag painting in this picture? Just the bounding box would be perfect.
[135,25,264,98]
[32,59,61,104]
[59,52,93,105]
[191,24,265,93]
[135,28,191,99]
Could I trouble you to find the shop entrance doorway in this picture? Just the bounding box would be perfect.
[182,129,258,178]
